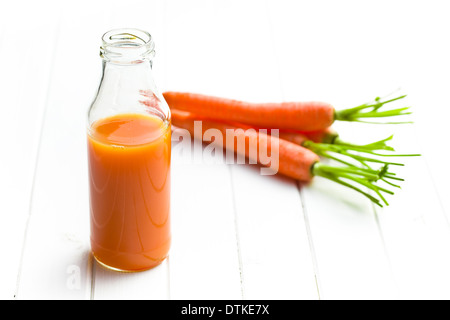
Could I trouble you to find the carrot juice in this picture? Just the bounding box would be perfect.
[87,113,171,272]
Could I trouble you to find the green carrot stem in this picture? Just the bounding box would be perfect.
[334,94,412,123]
[339,151,405,166]
[334,135,395,151]
[353,107,411,118]
[303,139,414,168]
[313,169,382,206]
[382,174,404,181]
[314,164,380,180]
[312,162,395,206]
[381,178,401,188]
[328,135,421,158]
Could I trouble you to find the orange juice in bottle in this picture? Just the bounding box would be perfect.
[87,29,171,272]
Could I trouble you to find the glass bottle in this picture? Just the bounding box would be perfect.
[87,28,171,272]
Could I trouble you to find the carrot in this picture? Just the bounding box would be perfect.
[169,107,420,171]
[295,128,339,144]
[170,109,406,207]
[163,91,411,132]
[277,129,335,147]
[171,109,318,181]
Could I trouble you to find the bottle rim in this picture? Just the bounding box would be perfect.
[100,28,155,63]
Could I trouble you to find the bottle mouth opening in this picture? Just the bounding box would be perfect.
[100,28,155,63]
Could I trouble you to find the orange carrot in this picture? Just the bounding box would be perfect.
[165,91,333,131]
[170,108,415,167]
[277,129,338,146]
[163,91,411,131]
[171,109,319,181]
[169,108,392,157]
[169,108,414,207]
[296,128,338,144]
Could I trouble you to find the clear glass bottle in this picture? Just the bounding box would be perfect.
[87,28,171,272]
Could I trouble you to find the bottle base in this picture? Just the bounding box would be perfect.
[92,252,166,273]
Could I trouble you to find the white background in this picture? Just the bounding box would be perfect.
[1,0,450,299]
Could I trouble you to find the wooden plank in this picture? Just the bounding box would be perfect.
[168,143,242,299]
[16,1,111,299]
[163,0,243,299]
[0,1,61,299]
[371,122,450,299]
[266,0,404,299]
[299,175,398,299]
[92,260,169,300]
[268,0,450,299]
[230,166,319,299]
[217,0,318,299]
[396,3,450,228]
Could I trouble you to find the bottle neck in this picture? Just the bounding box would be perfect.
[95,59,158,107]
[103,59,154,87]
[96,28,158,106]
[88,28,169,126]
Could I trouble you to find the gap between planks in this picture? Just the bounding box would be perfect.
[13,19,62,300]
[228,166,246,299]
[296,181,322,299]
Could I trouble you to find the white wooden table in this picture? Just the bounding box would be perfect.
[2,0,450,300]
